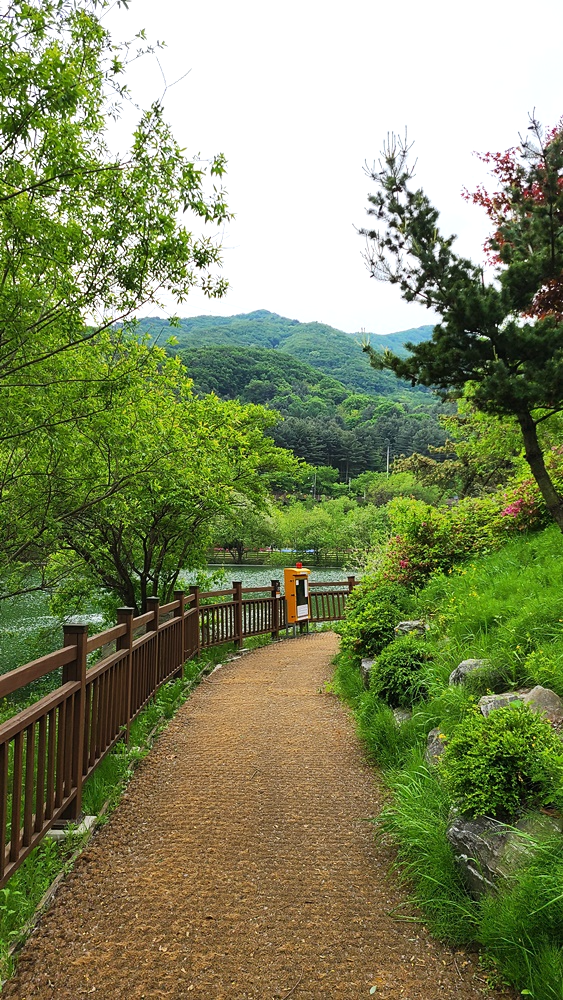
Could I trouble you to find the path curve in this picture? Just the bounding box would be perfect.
[7,634,497,999]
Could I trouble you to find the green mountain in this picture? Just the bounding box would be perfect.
[135,310,434,398]
[179,345,447,477]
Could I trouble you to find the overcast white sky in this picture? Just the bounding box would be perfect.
[106,0,563,335]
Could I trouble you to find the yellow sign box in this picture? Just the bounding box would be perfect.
[284,564,311,623]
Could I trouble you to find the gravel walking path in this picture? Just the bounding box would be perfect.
[6,633,506,999]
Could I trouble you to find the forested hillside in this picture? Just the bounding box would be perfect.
[180,346,447,476]
[135,311,434,397]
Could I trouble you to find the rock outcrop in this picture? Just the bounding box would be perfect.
[360,657,374,688]
[425,727,446,765]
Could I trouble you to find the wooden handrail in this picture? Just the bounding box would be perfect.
[86,623,128,654]
[0,645,76,699]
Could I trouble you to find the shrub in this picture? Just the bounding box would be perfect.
[344,579,412,617]
[370,634,432,708]
[336,580,412,658]
[376,468,555,590]
[439,703,563,820]
[337,602,396,657]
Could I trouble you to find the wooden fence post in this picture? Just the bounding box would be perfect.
[271,579,280,640]
[117,608,134,743]
[188,585,200,657]
[146,596,160,694]
[61,621,88,821]
[173,590,185,677]
[347,575,356,592]
[233,581,243,649]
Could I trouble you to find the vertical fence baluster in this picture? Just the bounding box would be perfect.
[45,708,56,820]
[35,715,47,833]
[23,723,35,847]
[174,591,185,674]
[189,586,200,656]
[233,582,243,649]
[61,622,88,820]
[10,731,23,863]
[55,701,65,809]
[63,694,73,801]
[117,608,134,743]
[146,597,160,700]
[83,683,91,779]
[90,679,99,767]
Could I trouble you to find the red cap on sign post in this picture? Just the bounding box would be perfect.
[296,561,302,569]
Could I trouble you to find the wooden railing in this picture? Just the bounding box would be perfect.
[0,576,354,886]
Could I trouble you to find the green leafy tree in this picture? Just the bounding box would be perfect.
[48,356,296,609]
[0,0,231,590]
[361,118,563,530]
[212,505,278,564]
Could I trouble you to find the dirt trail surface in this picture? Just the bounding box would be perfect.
[7,633,501,1000]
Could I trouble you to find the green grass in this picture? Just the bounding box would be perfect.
[378,752,479,943]
[479,837,563,999]
[333,523,563,998]
[418,525,563,694]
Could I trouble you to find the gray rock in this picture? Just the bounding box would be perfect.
[425,727,446,765]
[394,620,427,636]
[449,658,488,686]
[478,685,563,723]
[446,814,508,896]
[360,657,374,688]
[478,691,524,717]
[520,685,563,724]
[392,708,412,725]
[446,810,563,898]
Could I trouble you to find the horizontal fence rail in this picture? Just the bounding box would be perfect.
[0,576,354,886]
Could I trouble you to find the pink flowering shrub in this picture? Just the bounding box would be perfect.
[374,463,560,588]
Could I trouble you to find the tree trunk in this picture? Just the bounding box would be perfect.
[517,411,563,531]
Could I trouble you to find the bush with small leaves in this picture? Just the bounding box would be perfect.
[370,634,432,708]
[336,580,413,658]
[439,703,563,821]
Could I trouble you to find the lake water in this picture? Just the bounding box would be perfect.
[177,564,354,590]
[0,565,357,675]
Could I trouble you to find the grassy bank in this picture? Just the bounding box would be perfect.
[332,524,563,999]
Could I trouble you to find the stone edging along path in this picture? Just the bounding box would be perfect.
[4,633,510,999]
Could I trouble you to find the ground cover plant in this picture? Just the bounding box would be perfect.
[332,522,563,998]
